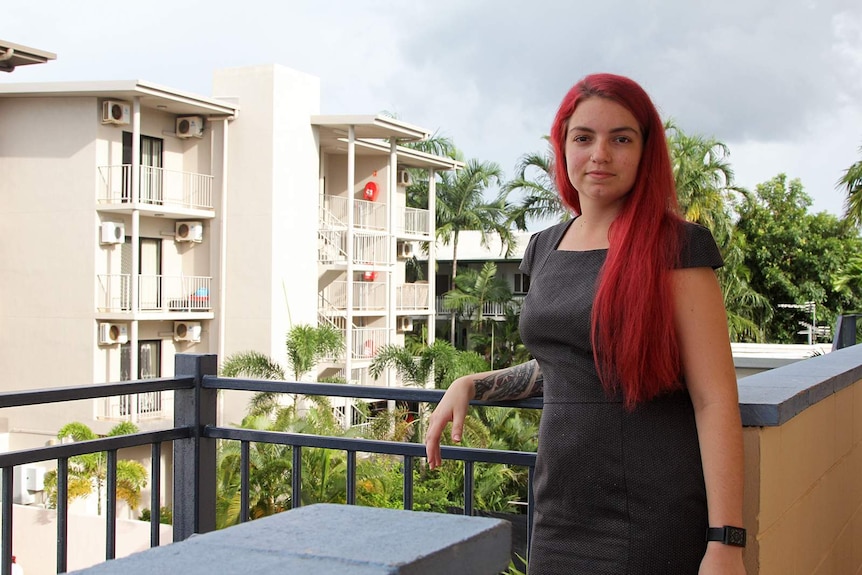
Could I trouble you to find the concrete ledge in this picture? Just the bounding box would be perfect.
[738,343,862,426]
[68,504,512,575]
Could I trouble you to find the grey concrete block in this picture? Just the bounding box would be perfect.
[69,504,512,575]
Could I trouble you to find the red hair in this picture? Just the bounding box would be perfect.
[550,73,685,408]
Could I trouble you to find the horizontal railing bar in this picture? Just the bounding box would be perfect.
[0,428,190,467]
[205,426,537,467]
[205,376,543,410]
[0,377,194,408]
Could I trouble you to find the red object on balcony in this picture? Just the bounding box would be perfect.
[363,181,378,201]
[363,271,377,281]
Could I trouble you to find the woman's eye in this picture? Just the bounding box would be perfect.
[572,135,590,143]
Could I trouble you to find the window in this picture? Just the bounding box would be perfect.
[122,132,164,203]
[513,273,531,294]
[117,340,162,418]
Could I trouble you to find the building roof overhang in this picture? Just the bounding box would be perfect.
[0,40,56,72]
[312,114,462,171]
[0,79,239,118]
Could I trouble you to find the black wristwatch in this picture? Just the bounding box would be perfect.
[706,525,746,547]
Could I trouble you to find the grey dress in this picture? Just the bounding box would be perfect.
[518,219,724,575]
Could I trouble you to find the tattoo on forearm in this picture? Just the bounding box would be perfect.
[473,360,543,401]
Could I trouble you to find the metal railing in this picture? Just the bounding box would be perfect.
[397,282,430,310]
[435,295,525,318]
[0,354,538,575]
[321,195,387,231]
[96,275,212,313]
[96,165,214,211]
[399,207,430,236]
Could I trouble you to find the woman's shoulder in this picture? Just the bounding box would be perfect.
[677,220,723,269]
[520,220,573,273]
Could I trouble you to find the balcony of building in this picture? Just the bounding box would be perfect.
[2,336,861,574]
[318,230,389,269]
[96,274,213,320]
[435,295,525,320]
[96,165,215,220]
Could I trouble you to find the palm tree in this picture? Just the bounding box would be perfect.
[442,262,514,367]
[435,158,514,344]
[666,121,744,244]
[221,323,343,417]
[838,144,862,228]
[369,339,460,389]
[503,140,570,229]
[43,421,148,515]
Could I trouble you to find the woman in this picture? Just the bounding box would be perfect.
[424,74,746,575]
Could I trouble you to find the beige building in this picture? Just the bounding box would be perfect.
[0,63,459,446]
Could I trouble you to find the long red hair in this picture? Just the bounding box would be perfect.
[550,73,685,408]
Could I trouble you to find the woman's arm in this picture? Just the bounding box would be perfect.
[672,267,746,575]
[424,360,543,469]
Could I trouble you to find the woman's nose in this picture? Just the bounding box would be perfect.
[590,140,610,163]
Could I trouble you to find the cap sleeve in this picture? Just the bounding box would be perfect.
[680,222,723,269]
[519,232,540,275]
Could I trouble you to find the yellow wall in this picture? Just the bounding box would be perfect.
[743,380,862,574]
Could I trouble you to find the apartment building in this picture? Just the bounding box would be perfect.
[0,63,459,447]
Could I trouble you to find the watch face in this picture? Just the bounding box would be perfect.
[727,527,746,546]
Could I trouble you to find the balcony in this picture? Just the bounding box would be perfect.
[398,207,431,238]
[1,348,861,574]
[320,281,387,313]
[320,195,387,232]
[396,282,430,312]
[318,231,389,267]
[435,295,525,319]
[96,165,214,217]
[97,275,212,318]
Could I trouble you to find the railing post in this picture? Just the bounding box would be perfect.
[832,313,860,350]
[173,353,218,541]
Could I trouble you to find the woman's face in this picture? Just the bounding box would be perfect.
[564,97,643,212]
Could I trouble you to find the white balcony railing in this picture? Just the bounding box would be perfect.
[354,234,388,266]
[396,282,430,310]
[97,274,212,313]
[351,327,388,360]
[97,165,214,211]
[102,392,164,421]
[321,281,387,312]
[399,207,430,236]
[318,231,389,266]
[435,295,525,318]
[321,195,387,231]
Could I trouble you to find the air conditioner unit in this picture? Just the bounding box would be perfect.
[100,221,125,245]
[99,322,128,345]
[397,241,415,259]
[174,321,202,342]
[175,221,203,243]
[397,169,413,187]
[397,317,414,332]
[101,100,131,125]
[176,116,204,139]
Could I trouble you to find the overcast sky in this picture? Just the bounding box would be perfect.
[6,0,862,220]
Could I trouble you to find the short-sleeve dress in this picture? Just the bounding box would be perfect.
[518,218,724,575]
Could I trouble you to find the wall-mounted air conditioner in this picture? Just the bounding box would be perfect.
[398,169,413,187]
[397,241,415,259]
[99,322,128,345]
[174,321,202,342]
[397,317,414,332]
[175,221,203,243]
[100,221,125,245]
[101,100,131,125]
[176,116,204,139]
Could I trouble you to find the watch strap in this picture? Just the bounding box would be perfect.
[706,526,746,547]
